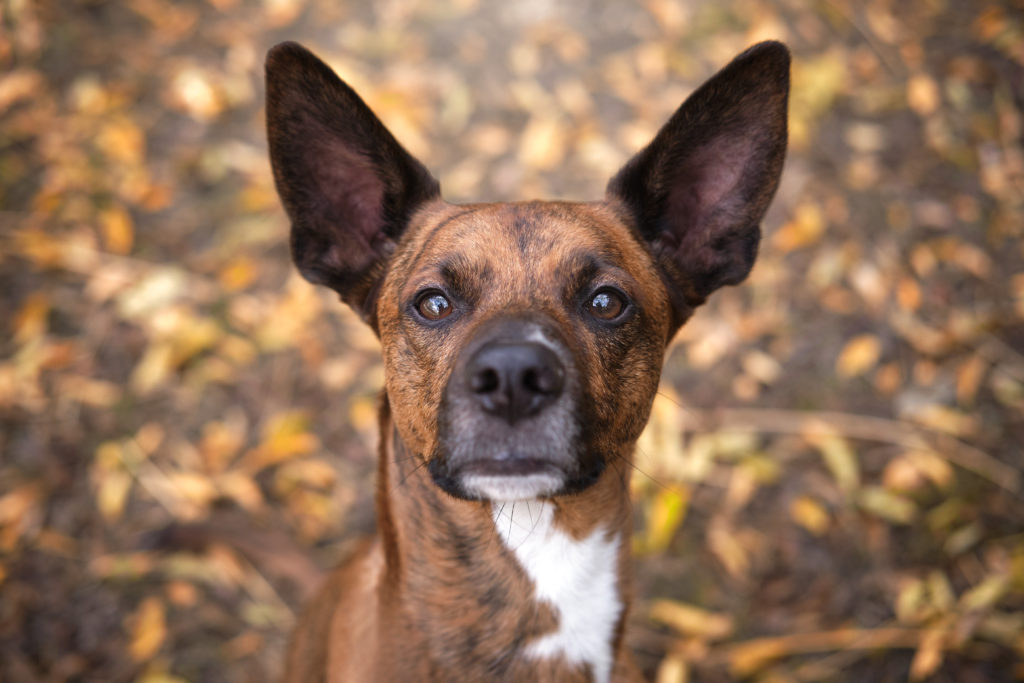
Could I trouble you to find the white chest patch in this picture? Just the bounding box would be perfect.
[492,500,622,683]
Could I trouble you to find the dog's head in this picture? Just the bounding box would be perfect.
[266,41,789,501]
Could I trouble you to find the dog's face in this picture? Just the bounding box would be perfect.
[265,41,789,501]
[377,201,671,500]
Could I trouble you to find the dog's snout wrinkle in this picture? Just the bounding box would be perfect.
[465,341,565,424]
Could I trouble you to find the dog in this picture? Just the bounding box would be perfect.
[265,39,789,683]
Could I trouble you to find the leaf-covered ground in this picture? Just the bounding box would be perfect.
[2,0,1023,681]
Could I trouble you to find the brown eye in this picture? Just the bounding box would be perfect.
[416,292,452,321]
[589,289,625,320]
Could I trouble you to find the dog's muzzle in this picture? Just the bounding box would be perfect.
[429,318,601,501]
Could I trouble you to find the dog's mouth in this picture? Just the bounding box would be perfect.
[459,456,565,478]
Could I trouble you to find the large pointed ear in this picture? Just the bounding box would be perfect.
[265,42,440,328]
[607,41,789,331]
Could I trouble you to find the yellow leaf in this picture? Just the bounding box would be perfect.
[650,599,734,640]
[58,374,121,407]
[128,597,167,662]
[219,256,257,292]
[99,204,134,255]
[277,458,338,490]
[906,450,953,490]
[131,341,175,395]
[642,487,689,553]
[655,653,689,683]
[789,496,829,535]
[636,386,691,482]
[741,350,781,385]
[97,117,145,164]
[707,517,749,578]
[169,67,223,121]
[858,486,917,524]
[907,74,940,116]
[167,472,218,507]
[0,68,43,112]
[519,115,568,170]
[773,202,825,251]
[926,570,955,612]
[955,355,987,405]
[216,471,264,512]
[959,574,1009,612]
[246,411,319,470]
[13,292,49,343]
[905,404,978,437]
[909,624,946,680]
[895,577,928,624]
[0,483,41,527]
[882,456,925,492]
[97,470,132,521]
[805,426,860,494]
[836,334,882,379]
[199,419,246,473]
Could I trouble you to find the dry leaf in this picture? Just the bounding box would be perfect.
[642,487,689,553]
[650,599,734,640]
[858,486,917,524]
[128,597,167,662]
[805,427,860,494]
[773,202,825,251]
[519,115,569,170]
[836,334,882,379]
[789,496,829,535]
[907,74,941,115]
[909,624,947,680]
[13,292,49,343]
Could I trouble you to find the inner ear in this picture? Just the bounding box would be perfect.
[607,41,790,329]
[266,41,440,328]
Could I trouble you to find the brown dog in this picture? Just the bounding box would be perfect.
[266,40,789,682]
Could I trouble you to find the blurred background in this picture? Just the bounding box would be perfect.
[1,0,1023,680]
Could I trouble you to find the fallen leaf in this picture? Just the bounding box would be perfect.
[789,496,829,535]
[836,334,883,379]
[128,597,167,662]
[642,487,689,553]
[650,599,734,640]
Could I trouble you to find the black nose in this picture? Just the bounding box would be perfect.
[465,342,565,423]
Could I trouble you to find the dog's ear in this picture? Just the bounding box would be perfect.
[607,41,789,331]
[266,42,440,327]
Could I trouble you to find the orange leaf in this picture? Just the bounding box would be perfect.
[128,597,167,662]
[100,205,134,255]
[836,334,882,379]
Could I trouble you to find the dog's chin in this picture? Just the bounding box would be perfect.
[458,458,566,501]
[428,455,605,502]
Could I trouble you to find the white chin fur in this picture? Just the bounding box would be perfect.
[461,472,563,501]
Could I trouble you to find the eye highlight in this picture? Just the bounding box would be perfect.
[415,291,453,321]
[588,288,627,321]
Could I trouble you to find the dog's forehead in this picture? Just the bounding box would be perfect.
[401,200,645,287]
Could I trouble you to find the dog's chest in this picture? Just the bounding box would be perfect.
[492,501,622,683]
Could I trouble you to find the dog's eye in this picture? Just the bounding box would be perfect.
[588,289,626,321]
[416,292,453,321]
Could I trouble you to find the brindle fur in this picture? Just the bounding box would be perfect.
[267,40,789,682]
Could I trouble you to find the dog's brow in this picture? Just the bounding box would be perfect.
[557,251,602,292]
[438,255,490,302]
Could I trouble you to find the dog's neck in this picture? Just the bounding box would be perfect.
[375,403,635,682]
